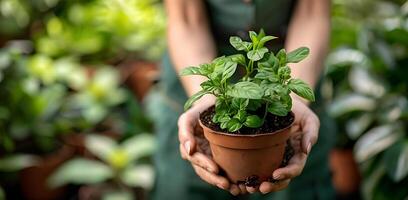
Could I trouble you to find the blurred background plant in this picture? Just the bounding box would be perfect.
[0,0,164,199]
[324,0,408,199]
[0,0,165,61]
[48,133,155,200]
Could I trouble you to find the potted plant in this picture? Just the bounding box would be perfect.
[181,30,315,186]
[48,133,156,200]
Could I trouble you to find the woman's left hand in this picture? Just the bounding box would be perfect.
[245,97,320,194]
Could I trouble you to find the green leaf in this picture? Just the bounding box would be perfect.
[259,36,277,47]
[288,79,315,102]
[244,115,263,128]
[287,47,310,63]
[267,101,289,116]
[328,94,376,117]
[48,158,113,187]
[120,164,154,189]
[221,61,237,83]
[258,53,279,72]
[122,133,156,162]
[228,54,246,66]
[231,98,249,110]
[102,191,133,200]
[200,80,217,92]
[180,66,203,76]
[85,134,117,162]
[234,110,247,122]
[278,66,291,80]
[227,82,263,99]
[249,31,258,43]
[247,47,268,61]
[276,49,287,66]
[184,90,210,110]
[226,118,243,132]
[354,124,403,163]
[229,36,252,51]
[383,141,408,182]
[198,63,214,75]
[220,121,229,130]
[0,154,39,172]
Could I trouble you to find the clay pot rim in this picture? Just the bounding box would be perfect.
[199,111,295,138]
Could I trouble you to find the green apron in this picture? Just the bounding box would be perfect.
[147,1,336,199]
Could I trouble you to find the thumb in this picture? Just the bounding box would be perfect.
[178,112,197,155]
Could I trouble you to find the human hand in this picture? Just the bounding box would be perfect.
[178,100,245,196]
[245,97,319,194]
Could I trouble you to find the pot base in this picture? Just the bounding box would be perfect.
[236,140,294,187]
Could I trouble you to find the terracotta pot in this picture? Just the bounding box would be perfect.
[199,113,297,184]
[329,148,361,194]
[120,61,159,101]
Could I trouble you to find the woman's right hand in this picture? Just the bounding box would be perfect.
[178,101,247,196]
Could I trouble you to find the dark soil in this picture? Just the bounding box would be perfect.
[200,106,294,135]
[237,140,294,187]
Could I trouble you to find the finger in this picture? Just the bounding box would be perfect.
[238,184,247,195]
[273,153,307,180]
[246,185,259,194]
[301,113,319,154]
[229,184,240,196]
[259,179,290,194]
[178,112,197,155]
[192,164,230,191]
[180,144,218,173]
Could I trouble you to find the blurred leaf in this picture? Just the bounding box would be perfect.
[85,134,117,162]
[354,124,403,163]
[0,154,39,172]
[102,191,133,200]
[373,39,396,68]
[383,140,408,182]
[329,94,376,117]
[325,48,370,75]
[120,164,154,189]
[378,96,407,123]
[348,66,386,98]
[48,158,113,187]
[362,163,386,200]
[345,113,374,140]
[122,133,156,162]
[107,148,129,170]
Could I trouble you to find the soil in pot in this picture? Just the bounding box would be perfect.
[200,107,294,135]
[199,106,296,187]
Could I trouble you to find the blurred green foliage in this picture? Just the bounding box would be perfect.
[1,0,163,198]
[0,46,127,152]
[0,0,165,61]
[325,0,408,199]
[48,133,156,200]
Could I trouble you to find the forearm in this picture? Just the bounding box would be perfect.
[285,0,331,89]
[165,0,216,98]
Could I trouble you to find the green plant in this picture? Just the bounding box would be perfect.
[48,133,156,200]
[181,30,315,132]
[0,46,127,152]
[324,0,408,199]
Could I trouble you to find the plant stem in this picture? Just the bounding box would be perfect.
[262,102,269,124]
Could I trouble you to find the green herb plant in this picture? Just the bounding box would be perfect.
[181,30,315,132]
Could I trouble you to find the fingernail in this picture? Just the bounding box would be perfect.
[216,184,226,190]
[306,143,311,154]
[184,141,191,155]
[273,174,282,180]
